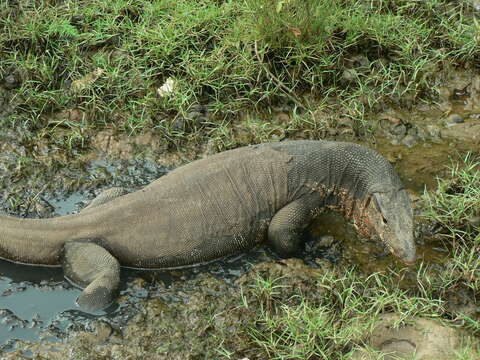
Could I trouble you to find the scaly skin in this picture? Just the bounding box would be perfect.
[0,140,416,311]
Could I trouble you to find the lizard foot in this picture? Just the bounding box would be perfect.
[63,241,120,312]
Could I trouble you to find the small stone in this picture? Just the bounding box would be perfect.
[317,235,335,248]
[71,68,104,93]
[3,74,21,90]
[401,134,417,147]
[275,112,290,124]
[446,113,464,124]
[342,69,358,82]
[130,277,147,289]
[390,123,407,137]
[157,77,176,97]
[426,125,441,139]
[110,49,130,61]
[92,321,113,343]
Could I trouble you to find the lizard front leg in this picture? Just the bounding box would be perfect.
[267,193,323,257]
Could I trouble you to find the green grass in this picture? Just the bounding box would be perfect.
[423,153,480,233]
[422,153,480,299]
[1,0,480,151]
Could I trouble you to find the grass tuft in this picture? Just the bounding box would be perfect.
[1,0,480,150]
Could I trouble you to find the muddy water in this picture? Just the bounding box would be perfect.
[0,140,474,352]
[0,188,115,348]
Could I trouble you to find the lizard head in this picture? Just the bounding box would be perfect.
[358,189,416,265]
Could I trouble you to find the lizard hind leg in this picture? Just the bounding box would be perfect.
[62,241,120,312]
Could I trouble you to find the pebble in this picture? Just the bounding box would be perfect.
[401,134,417,147]
[426,124,441,139]
[445,113,464,126]
[3,74,21,90]
[341,69,358,82]
[390,123,407,137]
[317,235,335,248]
[91,321,113,343]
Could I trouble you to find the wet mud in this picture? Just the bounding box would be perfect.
[1,71,480,358]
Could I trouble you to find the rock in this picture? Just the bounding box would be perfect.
[317,235,335,248]
[351,313,466,360]
[90,321,113,343]
[440,120,480,143]
[275,112,290,124]
[3,73,21,90]
[446,113,464,124]
[390,123,407,137]
[425,125,441,140]
[342,69,358,83]
[130,277,148,290]
[401,134,417,148]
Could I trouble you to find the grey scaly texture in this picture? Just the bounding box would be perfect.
[0,140,415,311]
